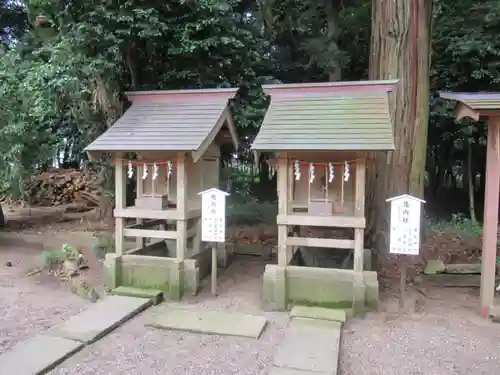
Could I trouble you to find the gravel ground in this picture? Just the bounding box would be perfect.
[0,243,89,354]
[3,223,500,375]
[340,288,500,375]
[49,256,289,375]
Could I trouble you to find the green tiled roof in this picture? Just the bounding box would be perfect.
[85,89,237,152]
[251,94,395,151]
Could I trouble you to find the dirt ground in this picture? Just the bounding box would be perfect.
[1,205,500,374]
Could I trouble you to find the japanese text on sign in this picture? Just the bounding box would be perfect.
[388,196,422,255]
[201,191,226,243]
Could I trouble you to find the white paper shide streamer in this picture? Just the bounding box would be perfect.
[309,163,315,184]
[343,161,350,182]
[328,162,334,183]
[152,163,159,180]
[294,160,301,181]
[127,160,133,179]
[167,161,172,179]
[142,164,148,180]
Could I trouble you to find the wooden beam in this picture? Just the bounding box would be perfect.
[480,117,500,315]
[115,207,179,220]
[114,207,201,221]
[192,107,236,162]
[455,102,480,121]
[176,152,187,261]
[277,214,365,228]
[126,219,165,229]
[286,237,354,249]
[123,228,177,239]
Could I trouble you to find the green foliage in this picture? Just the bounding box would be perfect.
[227,200,277,226]
[0,0,499,225]
[40,249,66,271]
[427,213,483,239]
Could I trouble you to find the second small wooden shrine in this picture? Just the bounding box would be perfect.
[252,80,397,311]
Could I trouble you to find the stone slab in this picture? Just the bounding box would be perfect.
[423,259,446,274]
[290,306,348,323]
[0,334,83,375]
[47,295,152,344]
[273,318,341,374]
[268,367,331,375]
[147,308,268,339]
[444,263,481,274]
[111,286,163,305]
[420,273,500,287]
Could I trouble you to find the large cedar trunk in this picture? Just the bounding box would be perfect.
[367,0,433,265]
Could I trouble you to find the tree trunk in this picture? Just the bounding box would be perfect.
[0,205,5,227]
[367,0,433,264]
[325,0,341,81]
[467,141,477,223]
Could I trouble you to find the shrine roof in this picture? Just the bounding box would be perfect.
[439,91,500,110]
[85,88,239,158]
[251,80,397,152]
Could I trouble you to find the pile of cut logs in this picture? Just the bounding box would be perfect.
[25,169,100,206]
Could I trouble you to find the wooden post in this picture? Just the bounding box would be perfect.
[115,158,126,255]
[480,118,500,316]
[277,153,289,266]
[211,243,217,295]
[136,165,145,249]
[176,152,187,261]
[353,157,366,311]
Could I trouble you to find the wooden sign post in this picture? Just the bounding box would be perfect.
[198,188,229,296]
[386,194,425,308]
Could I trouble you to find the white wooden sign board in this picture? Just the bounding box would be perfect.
[386,194,425,256]
[199,188,229,243]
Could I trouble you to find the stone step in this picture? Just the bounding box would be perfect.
[0,334,83,375]
[147,308,268,339]
[290,305,351,324]
[47,295,152,344]
[273,318,341,375]
[111,286,163,305]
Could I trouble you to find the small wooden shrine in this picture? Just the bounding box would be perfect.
[252,80,397,311]
[439,92,500,318]
[85,88,239,299]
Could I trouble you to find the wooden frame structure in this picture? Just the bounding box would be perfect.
[440,92,500,317]
[85,88,239,298]
[253,80,397,311]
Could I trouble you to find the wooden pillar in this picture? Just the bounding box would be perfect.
[135,165,145,249]
[115,158,126,255]
[481,118,500,315]
[176,152,187,261]
[353,157,366,312]
[277,153,289,266]
[353,157,366,273]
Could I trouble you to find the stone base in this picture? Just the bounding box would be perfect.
[262,264,379,313]
[104,244,232,300]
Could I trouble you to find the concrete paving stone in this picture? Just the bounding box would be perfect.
[111,286,163,305]
[0,334,83,375]
[147,308,268,339]
[290,306,348,323]
[273,318,341,374]
[268,366,332,375]
[47,295,152,344]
